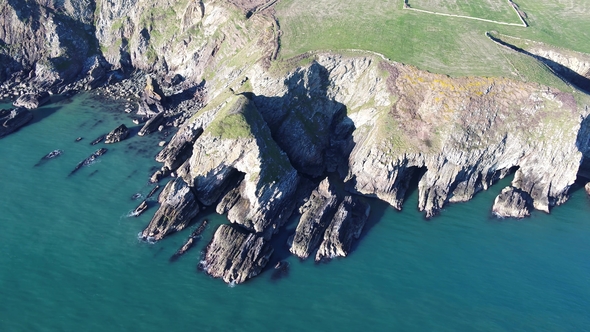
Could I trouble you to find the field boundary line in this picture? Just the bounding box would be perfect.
[403,0,527,27]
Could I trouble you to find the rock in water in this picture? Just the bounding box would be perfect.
[202,224,273,284]
[138,112,165,136]
[69,148,107,176]
[146,185,161,199]
[170,219,209,262]
[585,182,590,196]
[35,149,63,166]
[492,186,533,219]
[105,124,130,143]
[315,196,371,261]
[13,91,50,109]
[140,178,199,241]
[132,200,149,217]
[90,134,105,145]
[0,108,33,138]
[289,178,339,259]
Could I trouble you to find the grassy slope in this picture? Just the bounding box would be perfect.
[275,0,590,88]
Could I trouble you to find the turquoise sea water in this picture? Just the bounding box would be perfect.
[1,94,590,331]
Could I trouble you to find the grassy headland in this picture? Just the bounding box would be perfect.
[275,0,590,89]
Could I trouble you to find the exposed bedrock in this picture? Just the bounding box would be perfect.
[140,178,199,241]
[492,186,533,219]
[177,94,299,238]
[13,91,50,109]
[104,124,130,143]
[316,196,371,261]
[0,108,33,138]
[138,111,165,136]
[289,178,340,259]
[202,224,273,284]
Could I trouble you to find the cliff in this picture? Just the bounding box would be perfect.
[2,0,589,284]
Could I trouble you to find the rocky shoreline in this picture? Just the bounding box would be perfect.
[1,0,589,285]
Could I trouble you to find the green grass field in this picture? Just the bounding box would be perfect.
[275,0,590,89]
[407,0,522,24]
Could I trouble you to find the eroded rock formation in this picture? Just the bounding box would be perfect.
[289,178,339,259]
[13,92,50,109]
[105,124,130,143]
[202,224,273,284]
[140,178,199,241]
[316,196,371,261]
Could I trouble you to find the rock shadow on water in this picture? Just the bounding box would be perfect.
[348,197,388,254]
[28,106,60,126]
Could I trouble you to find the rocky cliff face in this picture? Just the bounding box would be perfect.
[3,0,589,284]
[0,0,277,96]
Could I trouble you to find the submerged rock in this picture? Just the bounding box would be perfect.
[90,134,105,145]
[170,219,208,262]
[289,178,339,259]
[13,91,50,109]
[69,148,107,176]
[0,108,33,138]
[202,224,273,284]
[492,186,533,219]
[35,149,63,167]
[140,178,199,241]
[315,196,371,261]
[105,124,130,143]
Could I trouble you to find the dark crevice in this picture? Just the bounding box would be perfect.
[487,34,590,94]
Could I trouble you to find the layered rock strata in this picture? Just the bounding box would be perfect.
[316,196,371,261]
[289,178,339,259]
[202,224,273,284]
[140,178,199,241]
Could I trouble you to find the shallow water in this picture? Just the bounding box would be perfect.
[1,94,589,331]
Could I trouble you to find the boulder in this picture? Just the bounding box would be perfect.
[202,224,273,284]
[13,91,50,109]
[289,178,339,259]
[140,178,199,241]
[315,196,371,261]
[0,108,33,138]
[585,182,590,196]
[138,112,165,136]
[492,186,533,219]
[143,75,166,104]
[105,124,130,143]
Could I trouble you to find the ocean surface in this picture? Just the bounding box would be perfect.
[1,94,589,331]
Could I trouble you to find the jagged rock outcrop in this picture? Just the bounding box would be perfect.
[289,178,339,259]
[13,92,50,109]
[140,178,199,241]
[315,196,371,261]
[492,186,533,219]
[138,112,165,136]
[0,108,33,138]
[143,75,165,105]
[177,94,299,238]
[104,124,130,143]
[202,224,273,284]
